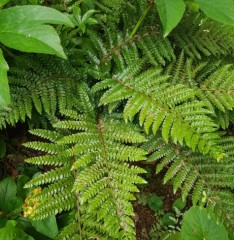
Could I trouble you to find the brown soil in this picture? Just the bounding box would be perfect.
[133,166,182,240]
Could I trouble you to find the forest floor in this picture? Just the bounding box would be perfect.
[0,124,184,240]
[134,167,182,239]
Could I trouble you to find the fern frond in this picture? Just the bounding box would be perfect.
[200,65,234,112]
[0,56,79,128]
[93,66,223,159]
[55,221,78,240]
[57,115,146,238]
[166,55,234,119]
[137,33,175,66]
[23,84,147,239]
[33,189,75,218]
[24,166,71,188]
[143,135,234,229]
[173,14,234,59]
[28,129,61,142]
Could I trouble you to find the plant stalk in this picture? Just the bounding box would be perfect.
[130,5,151,38]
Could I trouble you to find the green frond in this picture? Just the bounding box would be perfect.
[28,129,61,142]
[33,189,76,219]
[165,55,234,120]
[24,166,71,188]
[25,154,70,166]
[214,110,230,129]
[137,33,175,66]
[143,135,234,229]
[104,119,147,143]
[23,85,147,238]
[200,65,234,112]
[24,141,66,154]
[0,56,79,128]
[173,14,234,59]
[95,0,126,26]
[56,222,78,240]
[93,66,223,159]
[35,177,73,200]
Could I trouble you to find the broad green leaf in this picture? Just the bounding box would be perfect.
[194,0,234,25]
[181,206,229,240]
[162,212,175,225]
[0,220,34,240]
[0,50,10,108]
[172,198,186,211]
[30,215,58,239]
[148,194,164,212]
[166,232,181,240]
[0,177,17,213]
[154,0,185,37]
[0,6,74,59]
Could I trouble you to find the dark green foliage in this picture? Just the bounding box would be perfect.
[0,0,234,238]
[172,198,186,211]
[0,55,79,128]
[148,195,164,212]
[162,213,175,226]
[173,14,234,59]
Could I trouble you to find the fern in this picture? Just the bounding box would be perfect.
[173,14,234,59]
[200,65,234,112]
[137,33,175,66]
[0,55,79,128]
[76,21,228,160]
[1,0,233,237]
[142,135,234,230]
[165,54,234,132]
[23,84,147,239]
[92,63,224,159]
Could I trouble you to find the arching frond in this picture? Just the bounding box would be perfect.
[142,135,234,230]
[93,66,224,159]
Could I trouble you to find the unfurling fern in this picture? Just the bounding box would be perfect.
[23,84,147,239]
